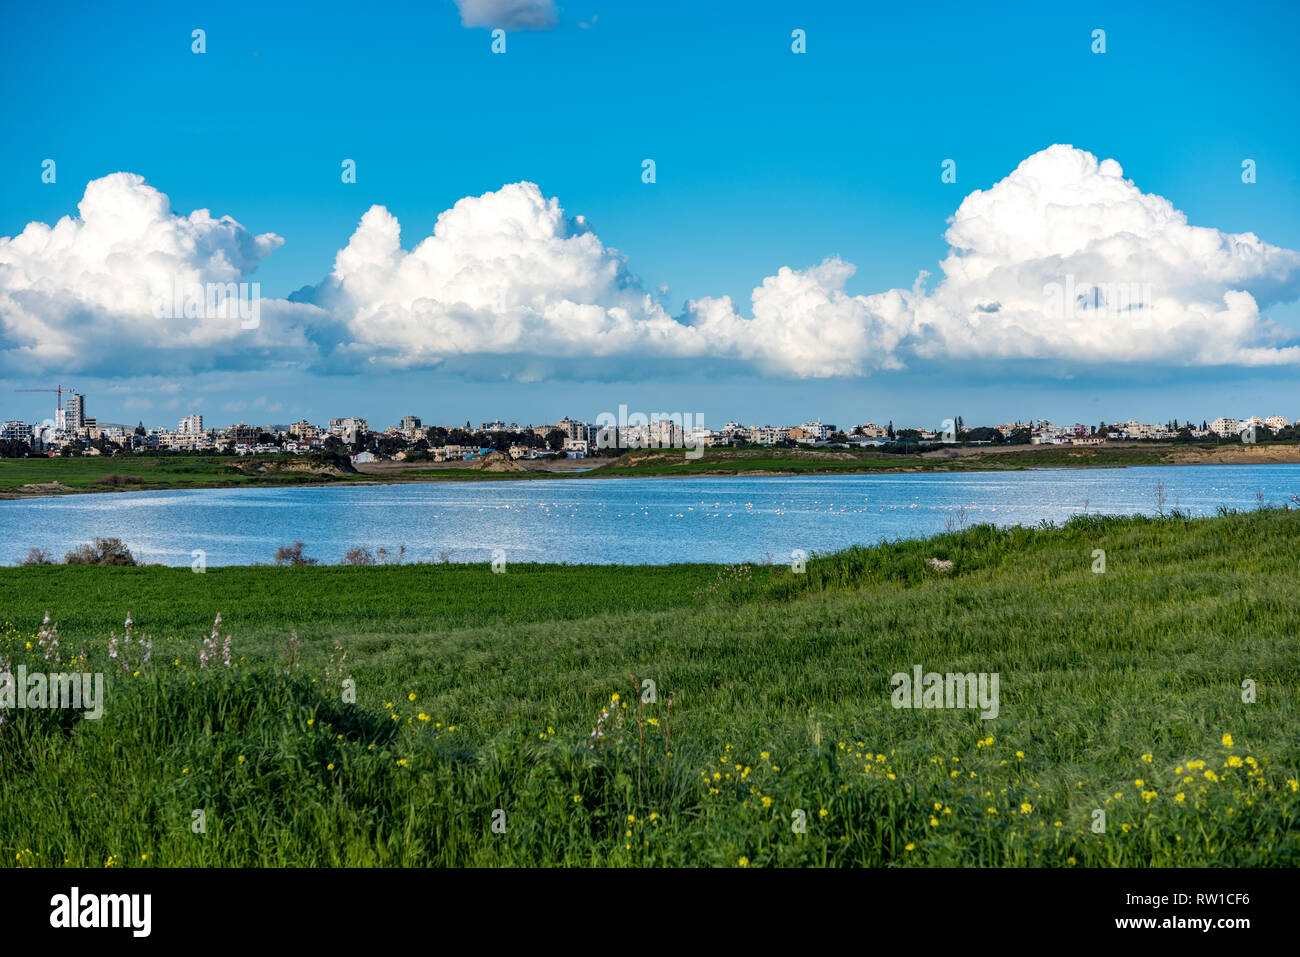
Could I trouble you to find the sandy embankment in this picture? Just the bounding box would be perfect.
[920,443,1300,466]
[355,454,595,476]
[0,481,80,499]
[1161,445,1300,465]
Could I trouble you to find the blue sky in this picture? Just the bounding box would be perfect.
[1,0,1298,430]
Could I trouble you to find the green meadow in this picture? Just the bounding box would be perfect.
[0,507,1297,866]
[0,454,359,493]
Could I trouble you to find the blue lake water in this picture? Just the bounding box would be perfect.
[4,465,1298,567]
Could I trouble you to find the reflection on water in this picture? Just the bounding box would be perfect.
[5,465,1297,567]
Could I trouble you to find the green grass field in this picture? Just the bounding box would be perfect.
[1,507,1297,866]
[0,454,367,493]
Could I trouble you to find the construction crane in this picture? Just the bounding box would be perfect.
[14,384,75,414]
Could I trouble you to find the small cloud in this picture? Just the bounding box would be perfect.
[454,0,558,30]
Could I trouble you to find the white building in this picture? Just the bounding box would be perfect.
[329,417,368,445]
[798,420,833,440]
[1119,421,1169,440]
[747,425,789,445]
[1208,417,1240,437]
[1,420,33,443]
[30,423,56,450]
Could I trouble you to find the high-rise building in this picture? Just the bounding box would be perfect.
[63,392,86,431]
[179,413,204,434]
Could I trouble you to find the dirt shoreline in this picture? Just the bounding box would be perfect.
[2,444,1297,500]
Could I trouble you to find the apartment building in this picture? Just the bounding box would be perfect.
[1119,421,1170,440]
[1208,417,1240,437]
[65,392,86,431]
[1,420,33,443]
[328,417,368,445]
[558,417,595,444]
[747,425,790,445]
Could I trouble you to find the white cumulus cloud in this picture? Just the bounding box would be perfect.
[907,144,1300,366]
[305,182,909,377]
[0,172,316,375]
[684,259,914,377]
[3,146,1298,382]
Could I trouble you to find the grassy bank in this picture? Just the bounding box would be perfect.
[1,507,1297,866]
[0,454,367,494]
[3,441,1298,497]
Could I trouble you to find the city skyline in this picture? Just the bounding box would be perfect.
[6,384,1292,439]
[3,2,1299,433]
